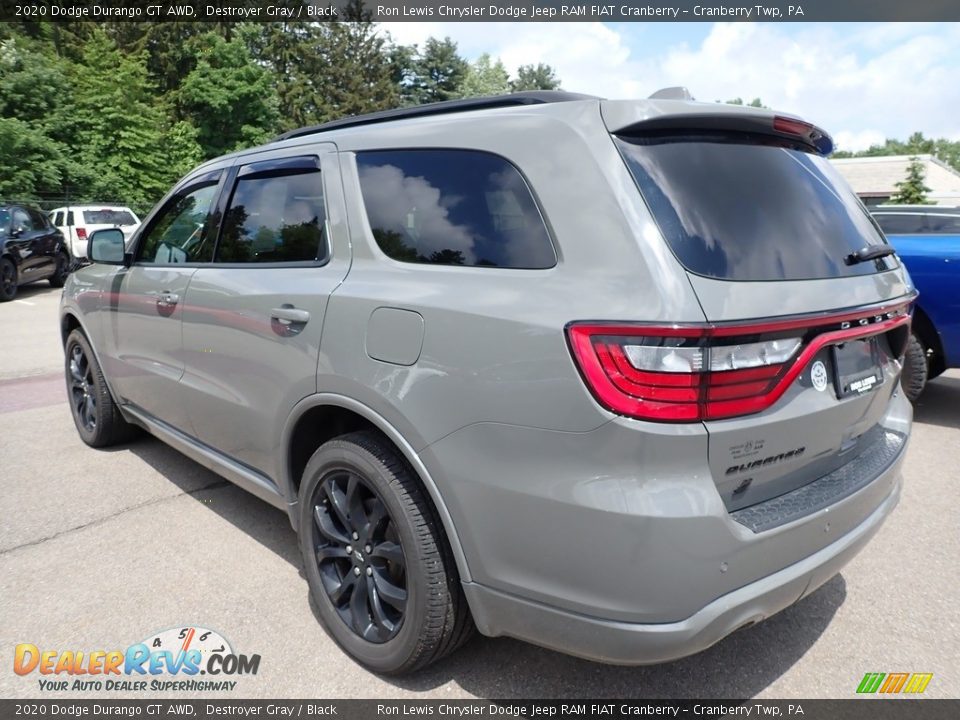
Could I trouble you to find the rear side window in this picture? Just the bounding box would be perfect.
[356,149,556,269]
[66,211,74,227]
[83,209,137,226]
[53,212,64,227]
[216,165,327,264]
[615,134,896,281]
[873,214,927,234]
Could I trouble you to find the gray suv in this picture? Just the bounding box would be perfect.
[60,91,915,674]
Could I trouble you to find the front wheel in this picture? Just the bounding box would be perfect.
[298,431,473,674]
[0,257,17,301]
[65,329,137,447]
[900,332,928,403]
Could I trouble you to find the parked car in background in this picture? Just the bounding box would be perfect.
[49,205,141,260]
[62,91,914,673]
[871,205,960,400]
[1,202,69,301]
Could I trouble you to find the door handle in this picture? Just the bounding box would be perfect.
[271,305,310,324]
[157,292,179,307]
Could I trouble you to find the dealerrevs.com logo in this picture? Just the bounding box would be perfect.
[13,626,260,692]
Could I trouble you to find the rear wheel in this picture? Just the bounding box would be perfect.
[900,332,928,403]
[65,329,136,447]
[298,431,473,674]
[49,251,69,288]
[0,257,17,301]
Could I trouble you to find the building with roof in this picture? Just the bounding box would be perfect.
[830,154,960,207]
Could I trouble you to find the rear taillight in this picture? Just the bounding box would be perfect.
[76,228,87,240]
[567,303,913,423]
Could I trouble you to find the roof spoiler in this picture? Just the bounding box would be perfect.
[609,107,834,156]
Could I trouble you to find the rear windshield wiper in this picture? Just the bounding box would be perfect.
[845,244,896,266]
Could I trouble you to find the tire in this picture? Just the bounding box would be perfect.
[299,430,474,674]
[64,329,137,447]
[0,257,17,301]
[48,251,69,288]
[900,332,928,403]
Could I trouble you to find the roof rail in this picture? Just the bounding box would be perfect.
[271,91,600,142]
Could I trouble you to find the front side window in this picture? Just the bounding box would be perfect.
[12,208,33,233]
[926,214,960,234]
[616,133,896,281]
[137,183,219,265]
[27,208,48,229]
[216,167,326,264]
[356,149,556,269]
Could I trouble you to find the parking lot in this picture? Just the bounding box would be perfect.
[1,283,957,699]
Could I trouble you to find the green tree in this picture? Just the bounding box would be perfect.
[511,63,561,91]
[722,97,767,108]
[0,117,63,200]
[175,32,279,158]
[889,157,933,205]
[71,31,198,212]
[458,54,510,98]
[398,37,469,105]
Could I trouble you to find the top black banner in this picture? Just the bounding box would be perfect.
[3,0,960,22]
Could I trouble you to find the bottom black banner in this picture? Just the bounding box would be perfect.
[1,700,958,720]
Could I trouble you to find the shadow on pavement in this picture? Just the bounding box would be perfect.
[123,434,845,699]
[912,374,960,431]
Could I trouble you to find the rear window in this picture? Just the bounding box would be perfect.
[83,209,137,226]
[356,149,556,269]
[873,214,927,234]
[615,134,896,281]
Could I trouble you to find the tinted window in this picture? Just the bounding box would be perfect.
[27,208,48,229]
[66,211,74,227]
[53,212,64,227]
[873,214,927,234]
[83,209,137,226]
[926,214,960,234]
[615,134,895,281]
[137,182,219,264]
[356,149,555,269]
[217,169,326,263]
[12,208,33,232]
[0,209,9,236]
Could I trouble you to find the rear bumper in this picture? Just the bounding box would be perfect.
[463,470,901,664]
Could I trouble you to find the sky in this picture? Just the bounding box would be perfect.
[381,22,960,152]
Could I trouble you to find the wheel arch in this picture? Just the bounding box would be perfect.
[912,304,946,377]
[281,393,473,583]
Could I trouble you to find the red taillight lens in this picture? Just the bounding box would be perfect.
[773,116,814,137]
[76,227,87,240]
[567,304,913,423]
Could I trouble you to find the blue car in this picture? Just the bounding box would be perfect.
[871,205,960,399]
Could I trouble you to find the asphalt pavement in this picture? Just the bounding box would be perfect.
[1,285,957,699]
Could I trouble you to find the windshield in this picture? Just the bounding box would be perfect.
[615,133,896,281]
[0,209,9,236]
[83,209,137,225]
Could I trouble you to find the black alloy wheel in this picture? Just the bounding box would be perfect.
[311,470,408,643]
[0,258,16,301]
[298,431,474,673]
[68,342,98,433]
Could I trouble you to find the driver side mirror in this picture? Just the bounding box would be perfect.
[88,228,129,266]
[10,226,25,238]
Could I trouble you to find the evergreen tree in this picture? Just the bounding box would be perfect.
[889,157,933,205]
[459,54,510,98]
[175,32,280,158]
[511,63,561,91]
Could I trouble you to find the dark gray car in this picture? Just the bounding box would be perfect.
[60,91,914,673]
